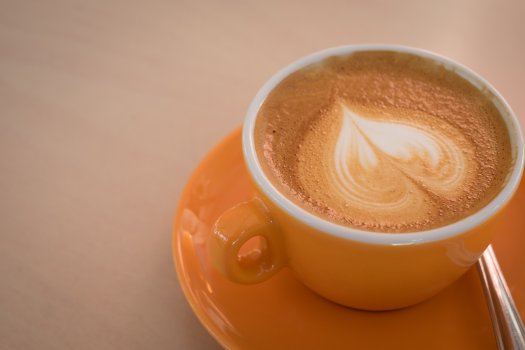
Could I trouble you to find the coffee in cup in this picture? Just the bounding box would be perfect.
[254,51,512,233]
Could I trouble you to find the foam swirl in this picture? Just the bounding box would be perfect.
[332,106,471,210]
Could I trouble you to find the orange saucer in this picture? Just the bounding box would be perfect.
[173,128,525,350]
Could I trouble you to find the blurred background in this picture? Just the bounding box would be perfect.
[1,0,524,348]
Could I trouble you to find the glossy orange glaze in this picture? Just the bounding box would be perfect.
[173,128,524,349]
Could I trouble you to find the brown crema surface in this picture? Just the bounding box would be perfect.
[254,51,513,233]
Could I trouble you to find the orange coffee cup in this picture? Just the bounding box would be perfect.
[208,45,525,311]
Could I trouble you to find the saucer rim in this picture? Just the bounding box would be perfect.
[172,129,242,350]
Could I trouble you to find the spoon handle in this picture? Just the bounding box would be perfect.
[477,245,525,350]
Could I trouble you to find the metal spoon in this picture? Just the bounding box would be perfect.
[477,245,525,349]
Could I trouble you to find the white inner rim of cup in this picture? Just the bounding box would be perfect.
[243,44,524,245]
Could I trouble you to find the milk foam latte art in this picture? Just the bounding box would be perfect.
[319,105,472,218]
[254,51,512,233]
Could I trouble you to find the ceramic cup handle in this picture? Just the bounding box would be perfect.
[208,198,286,284]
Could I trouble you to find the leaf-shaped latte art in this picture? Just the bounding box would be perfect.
[331,106,473,210]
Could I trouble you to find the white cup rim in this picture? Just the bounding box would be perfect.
[243,44,524,246]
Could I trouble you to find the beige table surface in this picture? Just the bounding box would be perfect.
[1,0,524,349]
